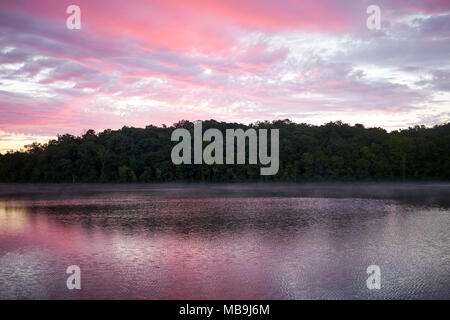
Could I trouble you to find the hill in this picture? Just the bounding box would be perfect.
[0,120,449,182]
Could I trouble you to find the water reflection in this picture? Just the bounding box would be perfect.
[0,183,449,299]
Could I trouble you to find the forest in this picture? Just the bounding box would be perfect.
[0,119,449,182]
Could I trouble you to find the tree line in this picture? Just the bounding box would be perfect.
[0,119,449,182]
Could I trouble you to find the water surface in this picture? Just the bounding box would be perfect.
[0,183,449,299]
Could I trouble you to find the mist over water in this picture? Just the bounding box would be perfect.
[0,183,449,299]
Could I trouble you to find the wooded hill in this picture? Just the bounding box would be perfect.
[0,120,449,182]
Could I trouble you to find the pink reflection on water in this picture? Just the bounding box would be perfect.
[1,192,449,299]
[0,199,313,299]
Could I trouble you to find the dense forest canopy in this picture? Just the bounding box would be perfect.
[0,120,449,182]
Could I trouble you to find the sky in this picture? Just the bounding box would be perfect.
[0,0,449,152]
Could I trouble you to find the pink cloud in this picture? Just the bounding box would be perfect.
[0,0,449,151]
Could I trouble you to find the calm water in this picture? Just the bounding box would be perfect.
[0,183,449,299]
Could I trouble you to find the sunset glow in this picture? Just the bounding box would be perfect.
[1,0,449,152]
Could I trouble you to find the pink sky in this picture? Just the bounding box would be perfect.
[0,0,449,152]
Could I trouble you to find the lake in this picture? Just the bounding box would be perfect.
[0,183,449,299]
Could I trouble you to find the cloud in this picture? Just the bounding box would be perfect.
[0,0,449,151]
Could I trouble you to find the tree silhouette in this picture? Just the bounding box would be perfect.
[0,120,448,182]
